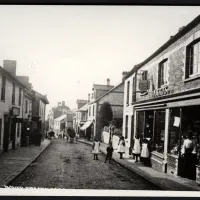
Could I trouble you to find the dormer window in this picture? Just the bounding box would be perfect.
[186,39,200,78]
[158,59,168,88]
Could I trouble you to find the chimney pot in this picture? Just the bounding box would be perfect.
[3,60,17,76]
[122,71,129,80]
[107,78,110,86]
[178,26,185,32]
[88,93,90,103]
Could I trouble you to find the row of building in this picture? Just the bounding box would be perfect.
[73,15,200,181]
[0,60,49,154]
[48,101,75,137]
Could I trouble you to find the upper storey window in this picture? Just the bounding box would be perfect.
[186,39,200,78]
[158,59,168,88]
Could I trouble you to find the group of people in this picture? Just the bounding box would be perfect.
[92,135,150,164]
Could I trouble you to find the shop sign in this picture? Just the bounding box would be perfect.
[12,107,20,116]
[139,80,150,91]
[149,86,174,99]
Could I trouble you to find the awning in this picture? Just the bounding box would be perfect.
[80,121,93,131]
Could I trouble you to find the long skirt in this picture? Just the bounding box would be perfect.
[182,149,197,180]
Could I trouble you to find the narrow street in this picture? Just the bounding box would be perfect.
[9,140,160,190]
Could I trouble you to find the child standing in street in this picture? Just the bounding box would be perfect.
[105,143,114,163]
[92,137,100,160]
[132,134,141,162]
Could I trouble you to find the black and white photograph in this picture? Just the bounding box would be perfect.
[0,5,200,195]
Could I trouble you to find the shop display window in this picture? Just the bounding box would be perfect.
[144,110,154,139]
[136,111,145,138]
[153,110,165,153]
[168,108,181,156]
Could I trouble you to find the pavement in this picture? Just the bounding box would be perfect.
[0,139,51,187]
[78,138,200,191]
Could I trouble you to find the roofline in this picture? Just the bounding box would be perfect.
[89,81,124,104]
[124,15,200,80]
[0,66,31,90]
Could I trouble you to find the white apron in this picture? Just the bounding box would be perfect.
[141,143,150,158]
[93,141,100,154]
[132,139,141,154]
[118,140,125,153]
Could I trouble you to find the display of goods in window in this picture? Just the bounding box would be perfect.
[139,80,150,91]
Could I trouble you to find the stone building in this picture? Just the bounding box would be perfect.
[80,79,114,141]
[82,78,124,141]
[0,60,25,153]
[75,100,88,136]
[48,101,71,130]
[123,15,200,180]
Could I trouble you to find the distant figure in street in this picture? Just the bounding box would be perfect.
[132,134,141,162]
[118,136,125,159]
[104,142,114,163]
[92,137,100,160]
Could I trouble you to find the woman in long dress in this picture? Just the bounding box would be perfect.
[182,131,197,180]
[92,138,100,160]
[132,135,141,162]
[118,136,125,159]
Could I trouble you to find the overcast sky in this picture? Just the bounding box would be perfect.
[0,6,199,117]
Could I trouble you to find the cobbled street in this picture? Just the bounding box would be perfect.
[9,140,160,190]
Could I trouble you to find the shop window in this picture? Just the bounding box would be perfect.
[126,81,130,105]
[185,39,200,78]
[168,108,181,155]
[144,111,154,139]
[125,115,128,138]
[12,83,15,105]
[153,110,165,153]
[158,59,168,88]
[132,76,136,102]
[136,111,145,138]
[1,76,6,101]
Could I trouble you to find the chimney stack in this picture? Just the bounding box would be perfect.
[62,101,65,107]
[3,60,17,76]
[122,71,129,80]
[88,93,90,103]
[107,78,110,86]
[178,26,185,32]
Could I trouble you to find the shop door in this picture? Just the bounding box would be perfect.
[3,114,9,152]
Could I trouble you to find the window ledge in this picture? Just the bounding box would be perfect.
[184,75,200,83]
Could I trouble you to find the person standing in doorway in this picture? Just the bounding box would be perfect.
[182,131,197,180]
[118,136,125,159]
[132,134,141,162]
[92,137,100,160]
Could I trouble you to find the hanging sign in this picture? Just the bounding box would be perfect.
[12,107,20,116]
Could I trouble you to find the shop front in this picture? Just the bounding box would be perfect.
[135,106,167,172]
[134,92,200,181]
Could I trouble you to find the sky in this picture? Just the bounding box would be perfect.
[0,6,199,118]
